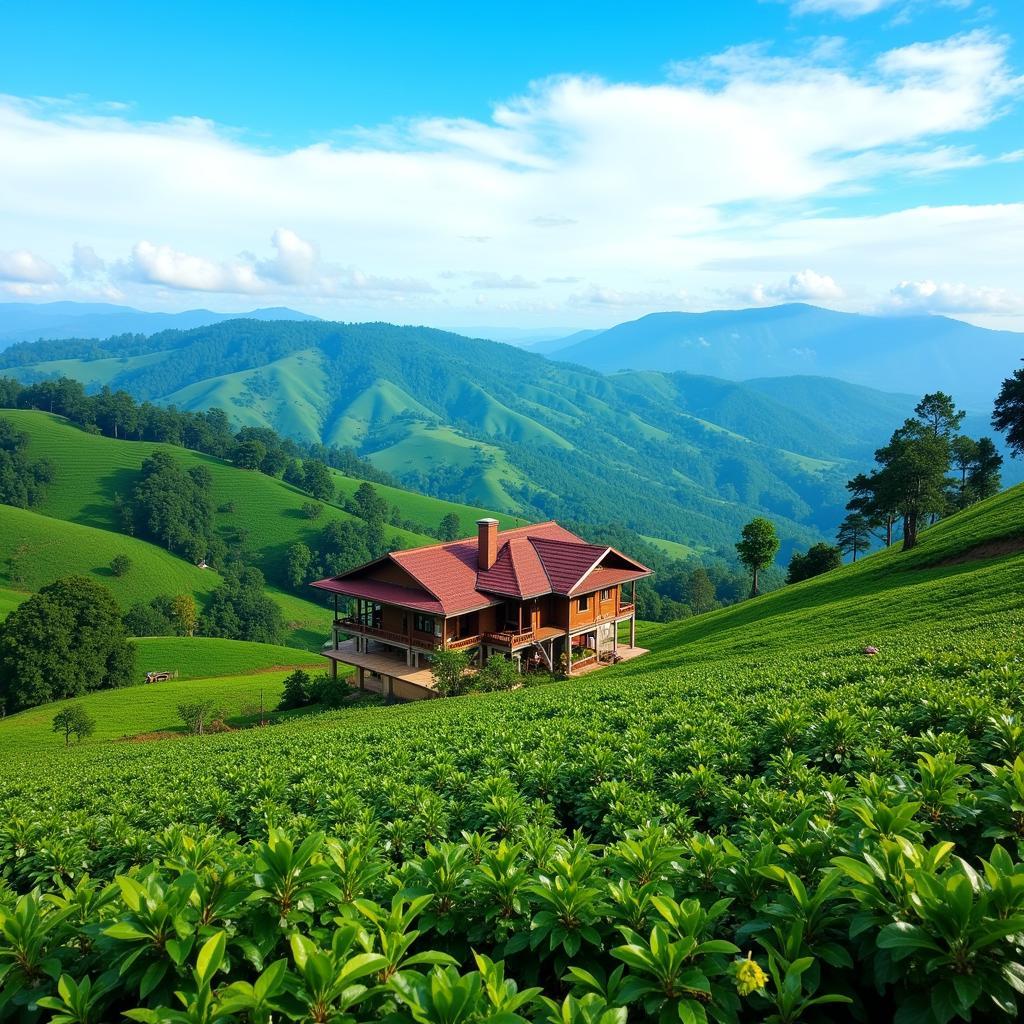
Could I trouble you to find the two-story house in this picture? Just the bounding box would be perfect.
[311,518,652,699]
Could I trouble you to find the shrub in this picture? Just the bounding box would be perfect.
[301,501,323,520]
[430,647,472,697]
[109,554,133,577]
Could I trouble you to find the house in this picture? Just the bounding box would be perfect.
[311,518,653,699]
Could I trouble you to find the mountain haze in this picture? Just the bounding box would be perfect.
[0,300,318,348]
[548,303,1022,409]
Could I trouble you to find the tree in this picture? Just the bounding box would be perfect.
[968,437,1003,500]
[430,647,472,697]
[993,361,1024,457]
[124,598,177,637]
[475,654,519,692]
[438,513,461,542]
[0,417,56,508]
[177,699,220,735]
[110,554,133,577]
[950,436,978,510]
[278,669,312,711]
[286,542,314,589]
[170,594,198,637]
[301,501,323,520]
[52,704,96,746]
[0,576,135,712]
[231,438,267,470]
[786,542,842,584]
[200,566,284,644]
[846,472,898,548]
[685,567,717,614]
[836,513,872,562]
[303,460,335,503]
[350,482,388,524]
[129,451,217,562]
[915,392,965,441]
[735,518,780,597]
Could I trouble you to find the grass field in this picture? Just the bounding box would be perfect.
[640,534,703,560]
[0,585,28,620]
[132,635,323,679]
[0,636,331,756]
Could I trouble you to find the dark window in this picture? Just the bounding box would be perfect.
[577,594,590,612]
[414,613,441,636]
[600,588,612,601]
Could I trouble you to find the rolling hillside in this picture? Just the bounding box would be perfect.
[0,410,531,648]
[547,303,1023,410]
[0,319,938,554]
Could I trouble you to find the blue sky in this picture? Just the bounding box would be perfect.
[1,0,1022,329]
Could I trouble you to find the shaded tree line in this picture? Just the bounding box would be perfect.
[0,416,55,509]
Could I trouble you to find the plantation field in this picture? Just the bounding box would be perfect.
[1,484,1023,1021]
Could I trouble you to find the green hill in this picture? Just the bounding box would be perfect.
[1,318,936,554]
[0,637,330,757]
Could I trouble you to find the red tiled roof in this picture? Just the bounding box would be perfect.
[311,520,652,616]
[569,566,649,595]
[310,577,445,614]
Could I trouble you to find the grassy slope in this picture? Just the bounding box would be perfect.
[0,586,28,620]
[0,637,329,756]
[629,483,1024,671]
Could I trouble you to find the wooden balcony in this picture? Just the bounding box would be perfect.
[484,627,536,648]
[447,634,482,651]
[618,603,635,616]
[334,618,440,651]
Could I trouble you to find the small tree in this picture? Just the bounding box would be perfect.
[303,460,335,503]
[969,437,1003,499]
[301,501,323,520]
[735,518,780,597]
[438,513,461,542]
[170,594,198,637]
[950,436,979,510]
[177,699,219,735]
[52,704,96,746]
[685,567,717,615]
[110,554,133,577]
[278,669,312,711]
[286,542,314,589]
[993,361,1024,458]
[786,542,842,584]
[837,513,872,562]
[430,647,472,697]
[475,654,519,692]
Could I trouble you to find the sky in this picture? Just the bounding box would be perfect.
[1,0,1023,331]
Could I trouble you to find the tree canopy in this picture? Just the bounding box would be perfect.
[735,518,780,597]
[0,576,135,712]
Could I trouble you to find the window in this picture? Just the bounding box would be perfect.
[577,594,590,613]
[600,588,612,601]
[414,613,441,637]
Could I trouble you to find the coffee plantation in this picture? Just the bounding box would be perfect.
[2,484,1023,1023]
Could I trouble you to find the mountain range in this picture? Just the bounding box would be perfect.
[1,315,1015,560]
[0,301,319,347]
[543,304,1022,410]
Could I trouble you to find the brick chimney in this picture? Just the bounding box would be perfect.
[477,518,499,570]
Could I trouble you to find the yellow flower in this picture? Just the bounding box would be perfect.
[735,954,769,996]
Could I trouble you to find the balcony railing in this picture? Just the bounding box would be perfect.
[618,603,635,616]
[335,618,440,651]
[447,634,482,651]
[483,628,538,648]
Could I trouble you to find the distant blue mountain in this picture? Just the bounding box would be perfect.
[547,303,1023,410]
[0,301,319,348]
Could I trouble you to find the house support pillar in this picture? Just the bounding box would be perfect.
[330,658,337,682]
[630,615,636,649]
[357,667,365,691]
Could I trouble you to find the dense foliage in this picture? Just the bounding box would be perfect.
[786,543,842,585]
[993,360,1024,459]
[200,567,285,646]
[0,575,135,712]
[2,624,1024,1022]
[0,416,54,509]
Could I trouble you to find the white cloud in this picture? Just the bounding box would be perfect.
[0,29,1020,325]
[886,278,1024,314]
[747,269,845,304]
[0,248,63,283]
[791,0,899,16]
[127,240,264,293]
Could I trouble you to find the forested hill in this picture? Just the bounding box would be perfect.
[0,318,987,555]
